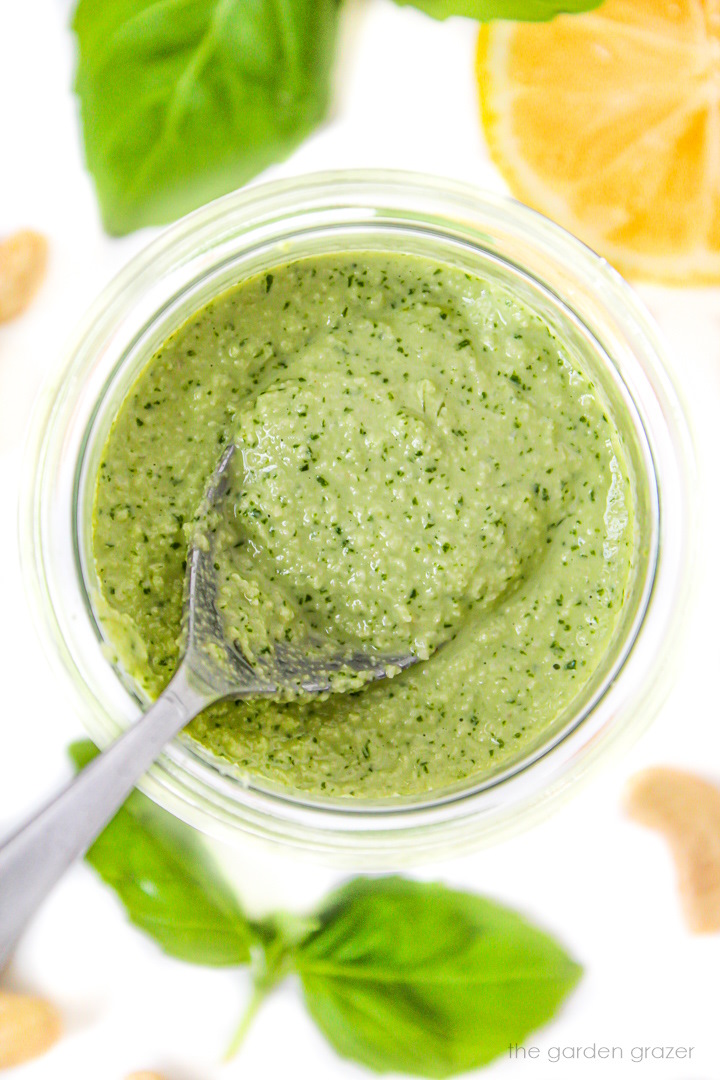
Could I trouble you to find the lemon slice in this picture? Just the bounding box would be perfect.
[478,2,720,283]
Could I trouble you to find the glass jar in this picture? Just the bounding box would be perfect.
[20,171,694,865]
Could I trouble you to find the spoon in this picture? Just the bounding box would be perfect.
[0,443,416,970]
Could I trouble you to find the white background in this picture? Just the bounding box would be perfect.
[2,2,720,1078]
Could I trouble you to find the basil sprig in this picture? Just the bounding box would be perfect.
[295,876,581,1076]
[68,740,252,966]
[70,739,581,1075]
[72,0,340,234]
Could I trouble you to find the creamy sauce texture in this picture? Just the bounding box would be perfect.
[93,253,634,797]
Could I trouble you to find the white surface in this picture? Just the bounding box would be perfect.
[2,2,720,1078]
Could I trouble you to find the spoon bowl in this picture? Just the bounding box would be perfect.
[184,441,417,700]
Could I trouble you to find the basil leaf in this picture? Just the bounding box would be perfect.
[68,740,252,966]
[392,0,602,20]
[72,0,340,234]
[294,876,581,1077]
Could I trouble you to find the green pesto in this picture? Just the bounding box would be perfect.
[93,253,634,798]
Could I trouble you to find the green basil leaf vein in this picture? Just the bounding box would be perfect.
[293,876,581,1078]
[69,740,253,966]
[391,0,603,22]
[72,0,340,234]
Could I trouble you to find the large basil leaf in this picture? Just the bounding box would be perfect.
[392,0,603,20]
[72,0,340,234]
[69,740,252,966]
[294,876,581,1077]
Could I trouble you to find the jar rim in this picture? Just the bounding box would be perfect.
[20,169,696,864]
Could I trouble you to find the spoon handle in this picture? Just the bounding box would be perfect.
[0,664,207,972]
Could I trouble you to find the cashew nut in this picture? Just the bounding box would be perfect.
[0,990,62,1069]
[0,230,48,324]
[625,767,720,933]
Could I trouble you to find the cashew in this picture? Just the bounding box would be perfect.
[0,991,62,1069]
[0,230,48,324]
[625,767,720,933]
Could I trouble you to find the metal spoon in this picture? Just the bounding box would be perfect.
[0,443,416,970]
